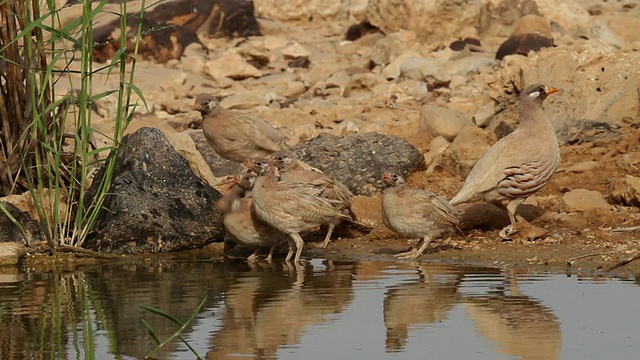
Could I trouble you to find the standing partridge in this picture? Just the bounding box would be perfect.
[450,84,560,226]
[382,172,460,259]
[194,93,288,165]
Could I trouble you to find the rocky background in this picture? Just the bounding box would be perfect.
[1,0,639,262]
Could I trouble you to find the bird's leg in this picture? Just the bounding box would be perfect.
[320,224,335,249]
[284,236,296,262]
[246,249,261,262]
[506,198,526,225]
[265,245,276,263]
[290,233,305,263]
[394,235,433,260]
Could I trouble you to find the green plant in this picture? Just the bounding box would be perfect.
[0,0,149,249]
[140,296,207,359]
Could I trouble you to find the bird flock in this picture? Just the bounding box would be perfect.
[196,84,560,263]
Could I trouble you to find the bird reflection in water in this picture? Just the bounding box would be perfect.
[463,271,562,360]
[382,263,466,352]
[206,260,356,359]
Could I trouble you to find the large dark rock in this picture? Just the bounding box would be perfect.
[85,127,225,254]
[292,132,425,196]
[88,0,262,63]
[556,119,622,145]
[0,202,44,245]
[495,15,554,60]
[189,131,244,177]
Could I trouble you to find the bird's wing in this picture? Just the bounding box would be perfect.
[496,156,558,198]
[273,182,348,222]
[406,189,460,225]
[450,136,514,204]
[236,114,288,152]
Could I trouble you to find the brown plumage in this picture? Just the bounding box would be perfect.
[194,93,288,164]
[218,172,286,262]
[382,172,460,260]
[250,159,351,263]
[450,84,560,225]
[269,150,356,248]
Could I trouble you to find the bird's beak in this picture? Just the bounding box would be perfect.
[546,87,559,95]
[382,174,391,182]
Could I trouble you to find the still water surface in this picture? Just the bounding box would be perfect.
[0,259,638,359]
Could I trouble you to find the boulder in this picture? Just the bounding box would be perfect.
[496,15,554,60]
[0,201,44,245]
[189,131,244,177]
[562,189,610,213]
[366,0,478,48]
[292,132,425,195]
[0,242,25,267]
[489,40,640,134]
[419,105,473,141]
[205,51,263,81]
[609,176,640,207]
[253,0,351,22]
[369,31,420,66]
[616,152,640,173]
[85,127,225,254]
[556,119,622,145]
[438,125,496,178]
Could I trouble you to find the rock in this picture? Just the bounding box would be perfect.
[345,21,380,41]
[562,189,610,212]
[369,31,419,66]
[439,125,496,177]
[253,0,351,22]
[489,40,640,131]
[189,131,244,178]
[617,152,640,173]
[562,161,601,173]
[609,175,640,207]
[344,73,387,98]
[445,53,495,77]
[473,101,495,127]
[366,0,478,48]
[220,94,271,110]
[380,49,420,81]
[556,119,622,145]
[90,15,205,64]
[398,56,451,86]
[395,79,430,100]
[85,127,225,254]
[603,14,640,46]
[498,222,548,242]
[205,51,262,81]
[325,70,351,96]
[193,0,262,38]
[532,0,591,34]
[449,37,481,51]
[167,131,220,187]
[280,43,311,59]
[496,15,554,60]
[0,242,25,267]
[419,105,473,141]
[292,132,425,195]
[0,201,44,245]
[424,136,450,170]
[135,0,261,38]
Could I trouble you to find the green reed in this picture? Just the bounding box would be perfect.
[0,0,150,249]
[140,296,207,359]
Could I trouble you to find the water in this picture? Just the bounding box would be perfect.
[0,259,638,359]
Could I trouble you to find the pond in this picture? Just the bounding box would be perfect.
[0,258,638,359]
